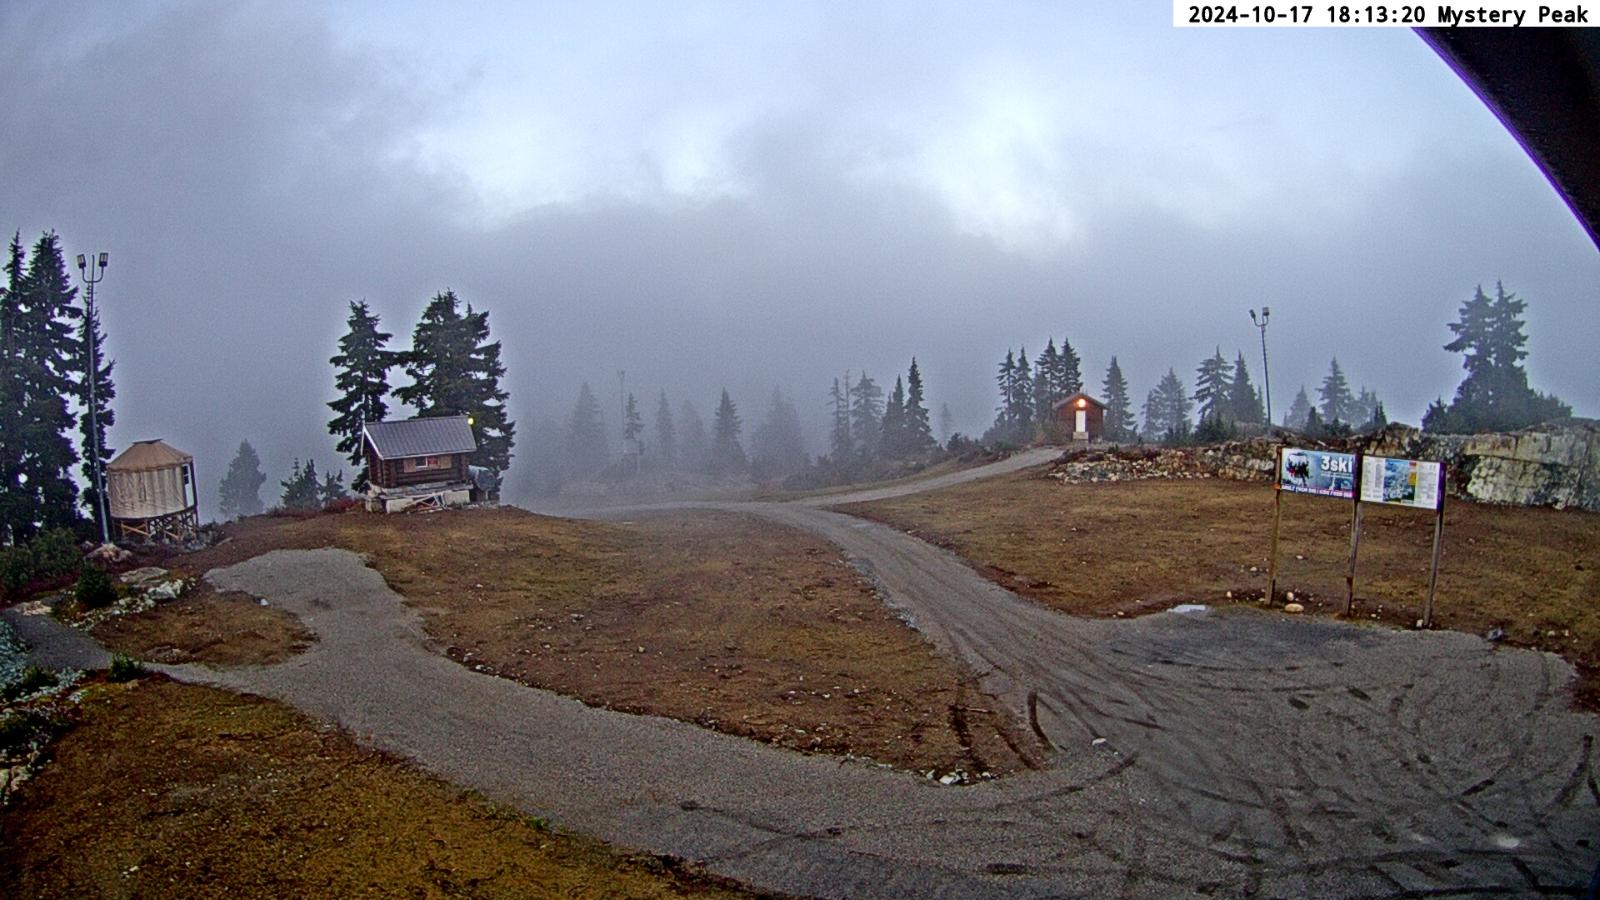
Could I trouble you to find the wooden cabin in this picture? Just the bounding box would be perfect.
[361,415,477,512]
[1052,392,1106,442]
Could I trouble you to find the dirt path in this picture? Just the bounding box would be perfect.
[790,446,1063,507]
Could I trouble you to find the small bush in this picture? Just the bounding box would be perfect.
[1,666,58,703]
[75,562,118,610]
[30,527,81,579]
[0,543,33,596]
[1,527,84,599]
[0,709,70,755]
[108,653,146,682]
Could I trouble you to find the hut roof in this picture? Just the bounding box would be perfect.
[107,439,193,473]
[1052,392,1107,411]
[363,415,477,460]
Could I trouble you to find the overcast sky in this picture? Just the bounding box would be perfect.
[4,1,1597,512]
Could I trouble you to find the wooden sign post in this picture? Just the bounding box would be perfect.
[1344,452,1365,616]
[1269,447,1446,624]
[1423,464,1448,628]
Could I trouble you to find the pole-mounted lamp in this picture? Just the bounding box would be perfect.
[1249,306,1272,431]
[76,251,111,544]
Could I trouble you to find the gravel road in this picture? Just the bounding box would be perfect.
[10,449,1597,896]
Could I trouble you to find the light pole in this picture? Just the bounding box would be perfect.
[1249,306,1272,431]
[76,251,111,544]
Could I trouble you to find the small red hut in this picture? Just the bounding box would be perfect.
[1052,392,1106,442]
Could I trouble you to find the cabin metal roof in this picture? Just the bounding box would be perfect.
[1052,392,1106,411]
[363,415,477,460]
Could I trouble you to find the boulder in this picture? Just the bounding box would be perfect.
[119,566,169,586]
[145,580,186,602]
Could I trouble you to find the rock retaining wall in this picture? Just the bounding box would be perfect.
[1050,420,1600,512]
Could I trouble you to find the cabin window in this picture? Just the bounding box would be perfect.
[402,455,451,472]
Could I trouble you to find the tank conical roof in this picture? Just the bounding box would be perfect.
[107,439,192,473]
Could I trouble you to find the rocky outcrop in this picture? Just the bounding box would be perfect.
[1049,421,1600,512]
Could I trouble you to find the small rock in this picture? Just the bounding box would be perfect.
[258,598,269,607]
[1295,554,1306,561]
[1091,737,1107,746]
[1284,602,1305,614]
[118,566,168,586]
[1285,591,1296,602]
[88,543,132,564]
[1249,566,1259,573]
[939,773,960,785]
[1224,590,1232,599]
[145,580,185,602]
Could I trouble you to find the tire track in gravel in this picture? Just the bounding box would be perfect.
[575,450,1600,894]
[11,448,1587,896]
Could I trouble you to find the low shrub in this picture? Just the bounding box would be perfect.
[1,527,83,599]
[0,709,70,755]
[75,562,118,610]
[1,666,58,703]
[108,653,146,682]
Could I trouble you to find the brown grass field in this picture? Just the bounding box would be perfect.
[842,470,1600,704]
[148,506,1036,775]
[1,676,754,898]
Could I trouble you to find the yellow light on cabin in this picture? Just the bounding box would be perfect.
[467,415,475,426]
[1077,398,1087,408]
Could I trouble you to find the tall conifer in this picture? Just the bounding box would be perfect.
[396,290,515,475]
[327,300,394,491]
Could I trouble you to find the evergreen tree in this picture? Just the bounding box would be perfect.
[563,383,609,478]
[1426,282,1570,432]
[848,372,883,460]
[326,300,394,491]
[752,387,807,479]
[218,441,267,520]
[879,376,908,458]
[992,350,1017,436]
[1193,347,1232,423]
[1226,352,1263,425]
[1368,401,1388,430]
[709,389,747,475]
[1033,340,1062,422]
[1303,406,1325,438]
[279,459,320,510]
[678,400,709,471]
[0,234,25,542]
[1101,357,1134,442]
[395,290,515,474]
[1284,386,1313,431]
[988,347,1039,445]
[903,359,936,455]
[1059,338,1082,396]
[5,232,82,538]
[1318,358,1355,426]
[1353,388,1380,428]
[73,288,115,530]
[1012,347,1035,435]
[622,393,644,454]
[1143,368,1192,443]
[654,390,676,467]
[318,468,347,506]
[828,374,852,461]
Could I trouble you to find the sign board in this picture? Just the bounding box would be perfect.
[1359,455,1444,510]
[1278,447,1356,499]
